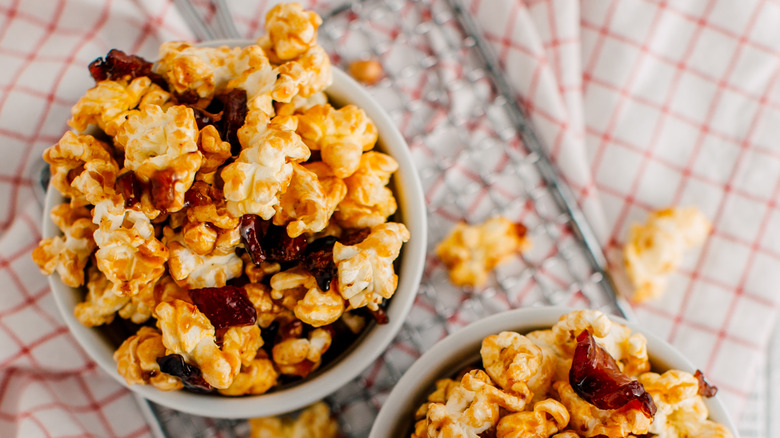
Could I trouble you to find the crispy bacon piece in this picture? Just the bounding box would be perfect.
[694,369,718,397]
[570,330,657,418]
[156,354,213,393]
[302,236,337,291]
[189,285,257,331]
[88,49,166,88]
[239,215,308,264]
[219,89,247,155]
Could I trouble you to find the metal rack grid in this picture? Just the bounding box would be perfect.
[141,0,764,436]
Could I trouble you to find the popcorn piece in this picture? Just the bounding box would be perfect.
[222,324,263,367]
[153,274,192,305]
[436,216,530,288]
[32,204,97,287]
[115,104,202,212]
[547,309,650,377]
[185,181,240,230]
[114,326,183,391]
[335,151,398,228]
[154,43,256,100]
[496,399,570,438]
[419,370,525,438]
[155,300,241,389]
[163,225,243,289]
[225,45,277,114]
[272,327,332,378]
[624,206,711,302]
[270,267,344,327]
[69,76,170,136]
[272,45,332,101]
[74,266,130,326]
[43,131,120,207]
[554,380,653,437]
[249,402,340,438]
[275,91,328,117]
[641,370,733,438]
[219,354,279,396]
[296,104,378,178]
[221,112,310,219]
[93,211,168,296]
[333,222,410,310]
[273,162,347,237]
[197,125,232,176]
[480,331,543,400]
[245,281,295,328]
[259,3,322,61]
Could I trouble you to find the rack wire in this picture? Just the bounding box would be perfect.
[141,0,765,436]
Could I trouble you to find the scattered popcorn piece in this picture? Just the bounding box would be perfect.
[32,204,97,287]
[114,326,183,391]
[154,300,241,389]
[296,103,378,178]
[436,216,530,288]
[249,401,340,438]
[335,151,398,228]
[624,206,711,302]
[221,112,310,219]
[348,59,384,85]
[333,222,410,310]
[259,3,322,62]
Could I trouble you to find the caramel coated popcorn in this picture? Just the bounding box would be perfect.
[436,216,530,288]
[249,401,341,438]
[34,3,409,398]
[411,310,732,438]
[624,206,711,302]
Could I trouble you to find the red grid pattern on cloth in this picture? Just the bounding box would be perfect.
[1,0,778,437]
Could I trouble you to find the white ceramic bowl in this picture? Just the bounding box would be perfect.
[43,48,426,418]
[370,306,738,437]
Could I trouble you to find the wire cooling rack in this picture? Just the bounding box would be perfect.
[140,0,767,436]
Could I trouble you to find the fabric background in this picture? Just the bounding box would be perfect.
[1,0,778,436]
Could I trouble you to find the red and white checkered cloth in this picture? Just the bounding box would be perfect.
[1,0,778,436]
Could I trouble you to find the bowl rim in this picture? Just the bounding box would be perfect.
[43,51,427,418]
[369,306,739,438]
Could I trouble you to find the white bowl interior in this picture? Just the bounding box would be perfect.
[369,306,738,438]
[43,53,426,418]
